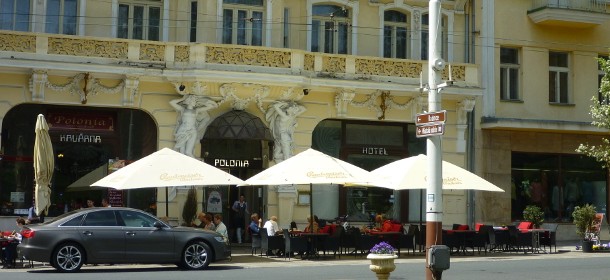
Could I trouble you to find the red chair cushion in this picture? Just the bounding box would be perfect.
[456,224,469,230]
[389,223,402,232]
[319,225,331,234]
[518,221,533,230]
[475,223,484,231]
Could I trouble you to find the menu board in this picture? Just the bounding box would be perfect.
[108,189,123,207]
[107,158,126,207]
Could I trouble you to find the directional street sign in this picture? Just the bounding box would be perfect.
[416,123,445,138]
[416,110,446,126]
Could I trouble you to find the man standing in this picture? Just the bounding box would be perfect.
[232,194,248,244]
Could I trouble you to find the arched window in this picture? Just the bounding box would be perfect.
[383,10,409,59]
[311,4,350,54]
[222,0,264,46]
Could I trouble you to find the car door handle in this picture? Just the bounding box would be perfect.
[82,231,93,236]
[126,231,136,236]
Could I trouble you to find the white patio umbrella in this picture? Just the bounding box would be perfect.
[92,148,245,217]
[370,154,504,192]
[91,147,245,189]
[33,114,54,216]
[243,148,373,232]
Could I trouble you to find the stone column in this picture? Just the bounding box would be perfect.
[276,185,297,229]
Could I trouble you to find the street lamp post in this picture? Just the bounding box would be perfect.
[425,0,444,279]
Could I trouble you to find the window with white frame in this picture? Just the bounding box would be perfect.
[500,47,520,101]
[549,51,569,104]
[383,10,409,59]
[0,0,30,31]
[421,13,447,60]
[311,4,350,54]
[222,0,264,46]
[45,0,77,35]
[598,55,608,104]
[190,1,197,42]
[117,1,161,41]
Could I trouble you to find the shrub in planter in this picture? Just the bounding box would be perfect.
[523,205,544,228]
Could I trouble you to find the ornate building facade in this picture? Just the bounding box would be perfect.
[0,0,487,237]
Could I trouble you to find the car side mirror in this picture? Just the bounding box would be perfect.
[153,221,166,229]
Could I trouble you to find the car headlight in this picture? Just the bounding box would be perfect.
[214,236,229,244]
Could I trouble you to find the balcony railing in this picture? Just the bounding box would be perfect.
[528,0,610,27]
[530,0,608,13]
[0,31,478,86]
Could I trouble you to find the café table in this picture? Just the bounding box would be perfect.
[525,228,549,254]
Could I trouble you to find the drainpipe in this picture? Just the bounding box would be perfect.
[467,108,476,228]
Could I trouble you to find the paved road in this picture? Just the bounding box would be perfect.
[2,242,607,279]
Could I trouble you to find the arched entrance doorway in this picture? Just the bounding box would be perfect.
[201,110,272,243]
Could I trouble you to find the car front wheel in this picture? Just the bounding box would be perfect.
[180,241,211,270]
[52,243,84,272]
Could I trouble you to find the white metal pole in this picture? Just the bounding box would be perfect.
[425,0,444,279]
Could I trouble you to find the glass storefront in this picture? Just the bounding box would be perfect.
[312,119,425,223]
[511,152,608,222]
[0,104,157,216]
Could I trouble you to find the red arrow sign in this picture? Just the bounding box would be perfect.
[416,110,446,125]
[416,123,445,138]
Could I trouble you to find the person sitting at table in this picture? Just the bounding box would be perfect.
[304,215,319,233]
[249,213,262,235]
[263,216,283,256]
[193,212,216,231]
[213,214,228,238]
[380,215,393,232]
[263,215,281,236]
[2,217,25,268]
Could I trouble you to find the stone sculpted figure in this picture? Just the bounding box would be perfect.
[266,100,306,162]
[170,94,218,157]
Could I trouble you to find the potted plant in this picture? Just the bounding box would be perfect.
[523,204,544,228]
[572,204,597,252]
[367,241,398,280]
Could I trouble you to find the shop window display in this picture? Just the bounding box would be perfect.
[511,152,607,222]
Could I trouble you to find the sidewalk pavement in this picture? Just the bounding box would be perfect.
[221,240,594,268]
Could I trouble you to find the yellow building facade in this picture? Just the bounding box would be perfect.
[0,0,488,239]
[478,0,610,239]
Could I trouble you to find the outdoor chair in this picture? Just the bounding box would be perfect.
[339,227,359,255]
[415,224,426,252]
[283,229,308,260]
[468,225,491,255]
[540,223,558,253]
[320,225,342,258]
[260,229,284,257]
[351,230,377,257]
[397,224,417,256]
[251,233,261,256]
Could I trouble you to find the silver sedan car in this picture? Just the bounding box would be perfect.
[18,207,231,272]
